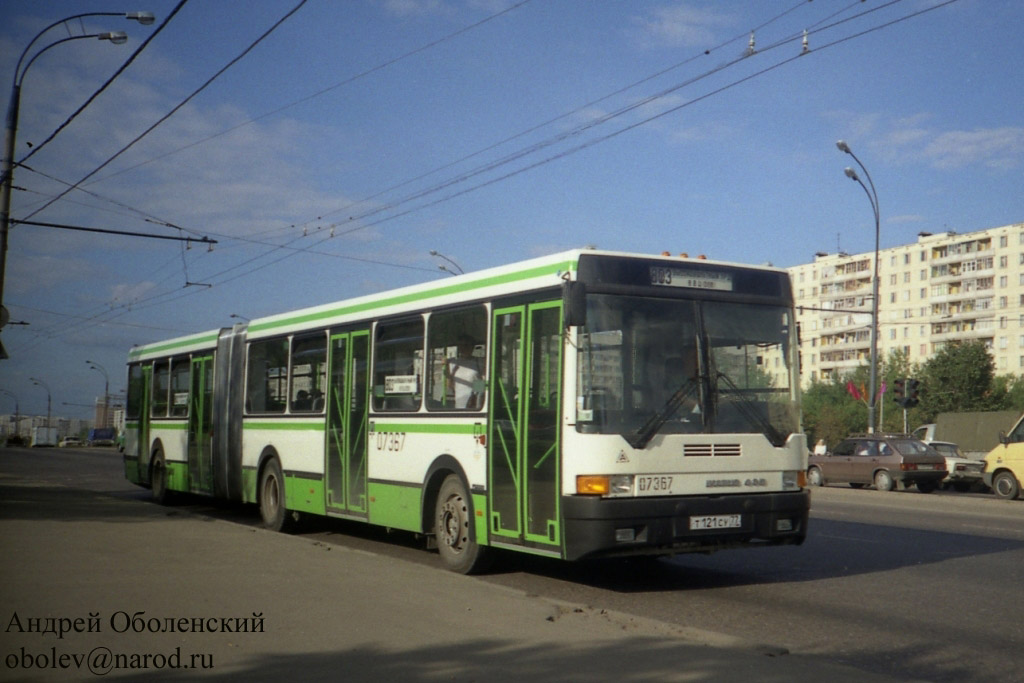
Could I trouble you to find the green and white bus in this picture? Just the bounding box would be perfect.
[124,249,809,573]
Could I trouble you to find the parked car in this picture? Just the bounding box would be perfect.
[927,441,986,492]
[808,434,947,492]
[58,437,83,448]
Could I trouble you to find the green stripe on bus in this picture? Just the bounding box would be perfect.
[371,423,480,434]
[243,421,324,431]
[129,332,219,359]
[248,259,576,334]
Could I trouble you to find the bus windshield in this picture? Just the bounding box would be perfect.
[575,293,799,446]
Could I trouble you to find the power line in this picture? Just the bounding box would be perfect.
[86,0,535,188]
[15,1,188,166]
[20,0,310,225]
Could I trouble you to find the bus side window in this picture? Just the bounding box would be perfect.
[289,332,327,413]
[426,306,487,411]
[372,318,425,412]
[246,338,289,414]
[151,360,170,417]
[169,357,190,417]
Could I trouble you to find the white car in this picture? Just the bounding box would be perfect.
[58,437,83,448]
[928,441,986,492]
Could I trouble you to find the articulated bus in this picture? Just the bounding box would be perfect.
[124,249,809,573]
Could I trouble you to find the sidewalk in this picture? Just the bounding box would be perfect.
[0,476,906,682]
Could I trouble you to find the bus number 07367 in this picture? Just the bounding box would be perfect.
[637,475,673,493]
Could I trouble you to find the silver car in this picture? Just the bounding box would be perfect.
[928,441,986,492]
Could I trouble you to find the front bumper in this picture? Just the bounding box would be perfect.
[561,490,809,561]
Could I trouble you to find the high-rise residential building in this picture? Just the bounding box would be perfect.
[787,222,1024,388]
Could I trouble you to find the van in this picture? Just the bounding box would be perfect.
[983,414,1024,499]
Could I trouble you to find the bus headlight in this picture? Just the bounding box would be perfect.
[577,474,634,497]
[782,470,805,490]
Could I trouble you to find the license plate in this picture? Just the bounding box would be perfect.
[689,514,742,530]
[918,464,934,470]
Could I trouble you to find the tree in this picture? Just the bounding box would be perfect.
[803,373,869,448]
[918,341,1000,420]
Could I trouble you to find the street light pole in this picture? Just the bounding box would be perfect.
[1,11,154,346]
[29,377,51,429]
[429,250,464,276]
[87,360,110,428]
[837,140,881,433]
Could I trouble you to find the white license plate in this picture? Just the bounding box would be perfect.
[918,464,934,470]
[689,514,742,530]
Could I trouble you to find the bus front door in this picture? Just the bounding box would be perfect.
[489,302,563,552]
[325,330,370,516]
[187,355,214,494]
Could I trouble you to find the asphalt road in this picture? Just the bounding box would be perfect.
[3,446,1022,682]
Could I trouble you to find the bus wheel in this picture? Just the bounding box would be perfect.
[435,474,490,574]
[259,458,293,532]
[151,451,172,505]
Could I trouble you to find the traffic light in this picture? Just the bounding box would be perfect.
[893,378,905,405]
[905,378,921,408]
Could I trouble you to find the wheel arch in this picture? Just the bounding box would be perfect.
[146,438,166,486]
[421,454,473,538]
[255,446,283,507]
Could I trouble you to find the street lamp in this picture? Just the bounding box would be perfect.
[836,140,881,433]
[86,360,110,428]
[29,377,51,429]
[1,11,154,349]
[429,249,464,277]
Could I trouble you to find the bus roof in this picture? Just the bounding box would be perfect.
[129,249,787,358]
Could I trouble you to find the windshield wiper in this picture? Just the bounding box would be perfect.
[627,378,700,450]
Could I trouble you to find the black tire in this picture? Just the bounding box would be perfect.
[151,451,173,505]
[916,479,937,494]
[992,471,1020,500]
[807,467,824,487]
[435,474,490,574]
[874,469,894,492]
[259,458,293,532]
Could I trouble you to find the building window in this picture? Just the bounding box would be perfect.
[1000,296,1008,308]
[1000,255,1008,268]
[1000,276,1007,288]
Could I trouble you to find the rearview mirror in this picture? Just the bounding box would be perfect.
[563,281,586,327]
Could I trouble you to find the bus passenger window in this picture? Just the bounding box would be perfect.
[246,338,289,413]
[427,306,487,411]
[126,364,144,419]
[151,360,170,417]
[373,318,424,412]
[290,333,327,413]
[170,357,190,417]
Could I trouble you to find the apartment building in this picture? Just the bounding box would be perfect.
[787,222,1024,387]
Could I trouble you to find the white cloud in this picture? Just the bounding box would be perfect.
[630,3,732,49]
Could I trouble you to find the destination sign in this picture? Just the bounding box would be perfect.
[649,266,734,291]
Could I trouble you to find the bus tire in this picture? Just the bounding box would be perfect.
[435,474,490,574]
[259,458,293,532]
[151,451,173,505]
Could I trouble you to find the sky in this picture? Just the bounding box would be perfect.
[1,0,1022,420]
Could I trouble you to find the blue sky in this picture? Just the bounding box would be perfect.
[1,0,1022,419]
